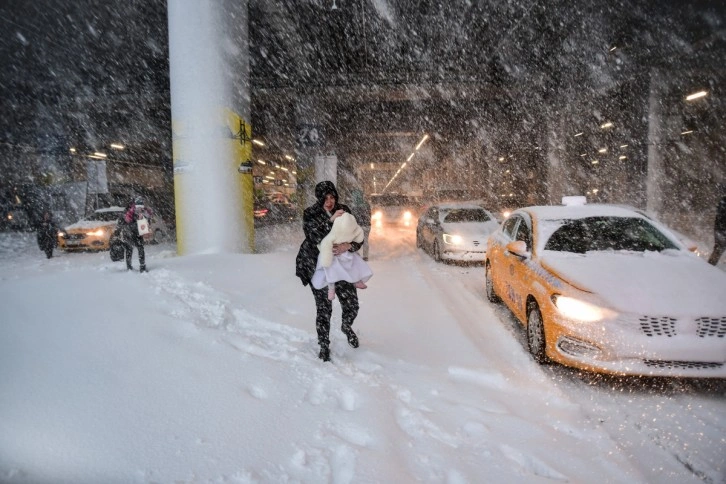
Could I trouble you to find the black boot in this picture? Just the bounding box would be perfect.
[139,265,147,273]
[318,345,331,362]
[341,325,359,348]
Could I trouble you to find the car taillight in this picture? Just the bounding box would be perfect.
[254,208,269,218]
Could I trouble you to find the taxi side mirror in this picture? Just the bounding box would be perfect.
[506,240,530,259]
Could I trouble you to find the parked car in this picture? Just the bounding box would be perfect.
[253,199,297,225]
[370,193,422,228]
[416,202,499,263]
[485,197,726,378]
[59,205,169,251]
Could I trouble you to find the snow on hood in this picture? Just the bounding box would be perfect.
[442,220,500,237]
[65,219,118,230]
[540,250,726,317]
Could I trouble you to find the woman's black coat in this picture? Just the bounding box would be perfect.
[295,184,362,286]
[36,219,58,251]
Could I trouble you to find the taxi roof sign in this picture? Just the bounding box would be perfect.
[562,196,587,206]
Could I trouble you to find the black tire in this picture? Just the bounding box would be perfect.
[527,300,548,364]
[485,262,501,303]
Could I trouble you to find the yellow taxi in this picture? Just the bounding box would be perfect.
[58,207,124,251]
[59,205,166,251]
[485,197,726,378]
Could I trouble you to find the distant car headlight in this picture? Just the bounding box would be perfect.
[86,228,106,237]
[551,294,615,322]
[402,211,412,220]
[372,211,382,220]
[443,233,463,245]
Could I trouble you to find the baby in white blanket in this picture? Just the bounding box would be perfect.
[311,212,373,300]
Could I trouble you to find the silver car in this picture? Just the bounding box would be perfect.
[416,202,500,262]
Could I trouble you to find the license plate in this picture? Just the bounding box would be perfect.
[65,240,80,246]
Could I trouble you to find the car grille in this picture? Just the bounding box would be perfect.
[643,360,723,370]
[696,317,726,337]
[65,233,86,241]
[639,316,677,337]
[638,315,726,338]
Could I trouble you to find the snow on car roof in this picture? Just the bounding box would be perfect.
[521,204,647,221]
[435,201,490,211]
[95,206,125,213]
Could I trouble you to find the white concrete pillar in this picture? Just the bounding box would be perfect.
[168,0,253,255]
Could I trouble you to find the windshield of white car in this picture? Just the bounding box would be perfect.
[543,216,679,254]
[442,209,491,223]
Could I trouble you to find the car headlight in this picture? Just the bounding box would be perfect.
[86,228,106,237]
[402,211,412,220]
[442,233,463,245]
[551,294,615,322]
[372,211,382,220]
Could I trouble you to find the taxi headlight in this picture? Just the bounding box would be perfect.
[402,211,412,220]
[551,295,614,322]
[86,228,106,237]
[442,233,463,245]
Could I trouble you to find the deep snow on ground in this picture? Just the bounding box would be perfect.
[1,223,725,484]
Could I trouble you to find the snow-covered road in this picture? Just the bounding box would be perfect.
[0,224,724,483]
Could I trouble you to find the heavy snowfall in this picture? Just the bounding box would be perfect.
[1,223,724,483]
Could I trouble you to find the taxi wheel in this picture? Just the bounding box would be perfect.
[527,301,548,364]
[485,262,501,303]
[433,240,441,262]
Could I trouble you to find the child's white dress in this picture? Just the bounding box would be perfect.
[310,212,373,290]
[311,250,373,289]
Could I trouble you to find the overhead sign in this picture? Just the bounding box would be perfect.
[86,160,108,194]
[296,124,324,148]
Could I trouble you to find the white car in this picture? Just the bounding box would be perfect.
[485,197,726,377]
[416,202,500,262]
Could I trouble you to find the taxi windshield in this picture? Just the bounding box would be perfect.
[544,216,679,254]
[86,211,122,222]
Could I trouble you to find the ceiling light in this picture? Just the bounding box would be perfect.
[407,153,414,162]
[69,147,76,153]
[685,90,707,101]
[598,148,607,153]
[93,152,107,158]
[591,160,599,164]
[681,130,694,135]
[620,144,628,149]
[284,155,294,161]
[370,163,374,169]
[257,159,266,165]
[600,122,613,129]
[619,156,626,160]
[415,134,429,150]
[574,132,583,137]
[609,46,617,52]
[110,143,124,150]
[580,153,587,157]
[252,139,265,146]
[498,157,504,161]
